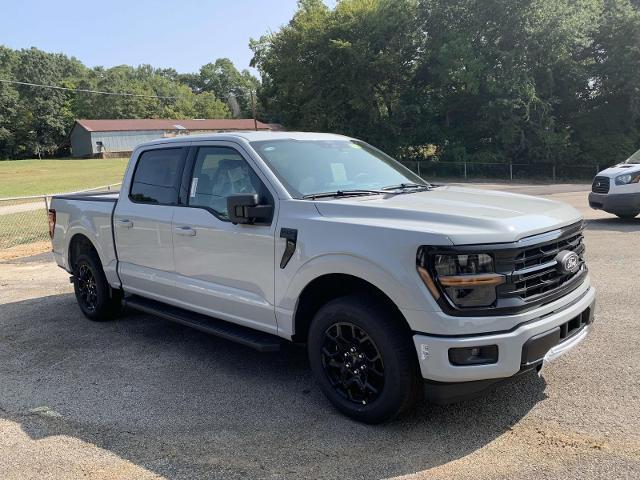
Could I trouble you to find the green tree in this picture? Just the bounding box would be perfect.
[251,0,421,151]
[0,47,234,157]
[196,58,260,117]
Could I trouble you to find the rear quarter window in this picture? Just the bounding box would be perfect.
[130,148,186,205]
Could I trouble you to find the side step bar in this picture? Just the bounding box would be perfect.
[124,295,282,352]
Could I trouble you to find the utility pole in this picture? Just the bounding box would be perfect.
[250,89,258,131]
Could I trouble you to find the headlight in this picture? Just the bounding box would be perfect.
[615,171,640,185]
[417,250,505,308]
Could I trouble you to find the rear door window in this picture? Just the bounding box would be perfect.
[130,148,186,205]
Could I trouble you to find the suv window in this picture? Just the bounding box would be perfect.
[188,146,269,219]
[130,148,185,205]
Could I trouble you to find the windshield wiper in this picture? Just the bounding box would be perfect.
[302,189,386,200]
[381,183,431,192]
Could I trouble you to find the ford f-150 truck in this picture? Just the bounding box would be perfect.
[50,132,595,423]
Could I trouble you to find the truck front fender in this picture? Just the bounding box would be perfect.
[275,253,437,337]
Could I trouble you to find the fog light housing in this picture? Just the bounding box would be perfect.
[449,345,499,366]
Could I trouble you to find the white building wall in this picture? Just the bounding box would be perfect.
[90,130,167,154]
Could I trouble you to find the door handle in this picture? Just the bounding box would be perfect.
[174,226,196,236]
[117,219,133,228]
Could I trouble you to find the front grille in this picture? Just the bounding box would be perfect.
[509,230,585,299]
[497,222,586,305]
[592,176,610,194]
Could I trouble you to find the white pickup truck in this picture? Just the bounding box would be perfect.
[50,132,595,423]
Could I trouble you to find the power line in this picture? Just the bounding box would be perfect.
[0,78,178,99]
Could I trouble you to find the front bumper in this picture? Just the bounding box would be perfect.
[412,285,595,394]
[589,191,640,215]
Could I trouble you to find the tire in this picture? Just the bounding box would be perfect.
[73,250,122,321]
[615,212,638,219]
[308,294,422,424]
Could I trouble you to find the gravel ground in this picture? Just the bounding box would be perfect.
[0,184,639,480]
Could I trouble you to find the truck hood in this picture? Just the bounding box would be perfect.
[313,186,582,245]
[596,163,640,178]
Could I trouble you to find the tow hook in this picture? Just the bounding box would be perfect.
[69,275,75,284]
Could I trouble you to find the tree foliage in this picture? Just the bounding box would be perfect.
[0,48,257,158]
[252,0,640,167]
[3,0,640,165]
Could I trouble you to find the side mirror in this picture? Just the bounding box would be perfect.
[227,194,273,225]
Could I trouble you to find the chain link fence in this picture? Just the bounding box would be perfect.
[0,160,602,256]
[0,183,121,253]
[399,161,601,183]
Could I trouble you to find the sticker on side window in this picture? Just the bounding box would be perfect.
[190,177,198,198]
[330,163,348,183]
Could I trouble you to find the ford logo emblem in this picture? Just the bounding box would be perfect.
[556,250,580,274]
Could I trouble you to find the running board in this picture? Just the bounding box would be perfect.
[124,295,282,352]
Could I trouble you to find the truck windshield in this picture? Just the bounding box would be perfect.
[623,149,640,164]
[250,139,427,199]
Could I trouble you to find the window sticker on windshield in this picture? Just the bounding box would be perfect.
[349,143,362,149]
[330,163,348,183]
[190,177,198,197]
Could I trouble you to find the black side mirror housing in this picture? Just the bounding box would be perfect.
[227,194,273,225]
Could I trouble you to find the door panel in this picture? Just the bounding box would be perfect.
[114,203,176,299]
[114,146,187,299]
[172,208,276,332]
[172,144,278,334]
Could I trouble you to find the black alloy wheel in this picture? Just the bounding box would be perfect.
[77,263,98,312]
[73,250,122,321]
[308,294,421,423]
[321,322,385,405]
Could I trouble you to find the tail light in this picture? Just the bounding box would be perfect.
[48,209,56,239]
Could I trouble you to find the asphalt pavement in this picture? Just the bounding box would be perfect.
[0,183,638,479]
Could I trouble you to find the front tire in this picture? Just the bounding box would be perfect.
[73,251,122,321]
[308,295,421,423]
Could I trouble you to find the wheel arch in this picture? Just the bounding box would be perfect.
[68,232,100,270]
[292,273,412,343]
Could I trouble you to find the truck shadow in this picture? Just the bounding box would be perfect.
[0,293,547,479]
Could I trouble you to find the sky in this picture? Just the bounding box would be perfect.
[0,0,335,75]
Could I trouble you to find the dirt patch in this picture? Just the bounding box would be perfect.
[0,241,52,261]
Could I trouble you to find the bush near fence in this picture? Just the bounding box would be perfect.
[0,184,121,252]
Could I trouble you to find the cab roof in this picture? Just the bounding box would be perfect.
[138,131,351,147]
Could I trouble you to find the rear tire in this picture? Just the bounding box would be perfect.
[73,251,122,321]
[308,295,421,424]
[615,212,638,219]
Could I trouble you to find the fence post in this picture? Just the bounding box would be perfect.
[552,165,556,182]
[596,164,600,175]
[43,196,50,236]
[509,163,513,181]
[417,161,421,179]
[463,162,467,180]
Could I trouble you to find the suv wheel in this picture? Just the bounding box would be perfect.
[73,251,122,321]
[308,295,421,423]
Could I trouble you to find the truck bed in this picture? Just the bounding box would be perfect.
[50,191,121,288]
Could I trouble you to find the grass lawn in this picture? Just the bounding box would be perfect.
[0,158,128,198]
